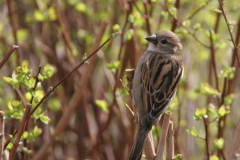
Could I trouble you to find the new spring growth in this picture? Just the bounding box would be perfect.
[111,32,118,39]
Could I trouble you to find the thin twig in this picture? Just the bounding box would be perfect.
[143,0,151,35]
[171,0,180,32]
[187,0,213,20]
[209,29,220,106]
[218,0,240,67]
[160,3,210,48]
[8,104,31,160]
[4,37,113,150]
[203,117,210,160]
[0,45,19,69]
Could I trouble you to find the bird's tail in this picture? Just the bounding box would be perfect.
[128,123,151,160]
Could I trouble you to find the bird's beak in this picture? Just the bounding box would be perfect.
[145,35,157,44]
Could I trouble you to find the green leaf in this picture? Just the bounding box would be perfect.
[22,131,28,139]
[216,39,226,49]
[182,20,190,27]
[212,138,224,151]
[194,108,207,120]
[8,100,13,110]
[34,90,44,103]
[195,83,220,96]
[22,147,28,153]
[193,23,201,32]
[12,112,22,119]
[160,11,168,20]
[29,126,42,142]
[48,7,57,21]
[95,100,108,113]
[48,98,61,112]
[34,10,45,22]
[224,94,234,105]
[21,131,29,140]
[175,154,182,160]
[3,77,17,84]
[175,28,188,35]
[219,67,235,79]
[75,2,87,13]
[6,142,13,150]
[39,115,50,124]
[106,60,121,69]
[12,100,20,107]
[113,24,121,32]
[43,64,56,79]
[25,92,32,101]
[21,60,29,67]
[218,105,230,117]
[186,126,199,137]
[214,9,222,13]
[17,29,29,41]
[124,29,134,41]
[210,156,219,160]
[37,73,44,81]
[208,103,218,118]
[169,6,177,16]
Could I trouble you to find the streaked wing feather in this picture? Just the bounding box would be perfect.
[141,53,183,126]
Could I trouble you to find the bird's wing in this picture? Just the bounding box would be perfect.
[140,53,183,127]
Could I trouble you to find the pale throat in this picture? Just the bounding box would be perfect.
[147,43,160,52]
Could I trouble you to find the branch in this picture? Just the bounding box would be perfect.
[8,104,31,160]
[218,0,240,67]
[187,0,213,20]
[0,45,18,69]
[4,35,114,150]
[156,112,171,160]
[203,117,210,160]
[166,121,174,160]
[160,3,210,48]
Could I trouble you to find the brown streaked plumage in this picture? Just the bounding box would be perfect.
[129,30,183,160]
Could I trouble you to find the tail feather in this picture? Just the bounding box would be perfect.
[128,123,151,160]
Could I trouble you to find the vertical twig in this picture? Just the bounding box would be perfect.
[203,117,210,160]
[9,104,31,160]
[156,112,171,160]
[125,69,137,121]
[171,0,180,32]
[0,111,4,160]
[0,45,19,69]
[143,0,151,35]
[227,119,240,160]
[209,29,220,106]
[218,0,240,67]
[166,121,174,160]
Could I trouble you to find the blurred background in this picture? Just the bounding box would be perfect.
[0,0,240,159]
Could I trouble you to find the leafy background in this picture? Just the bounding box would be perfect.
[0,0,240,159]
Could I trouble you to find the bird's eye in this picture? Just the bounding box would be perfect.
[161,39,168,44]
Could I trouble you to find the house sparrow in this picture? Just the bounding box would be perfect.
[129,30,183,160]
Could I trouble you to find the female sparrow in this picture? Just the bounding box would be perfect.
[129,30,183,160]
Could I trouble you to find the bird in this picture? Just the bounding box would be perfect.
[129,30,183,160]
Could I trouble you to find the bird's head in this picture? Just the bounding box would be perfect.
[145,30,182,55]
